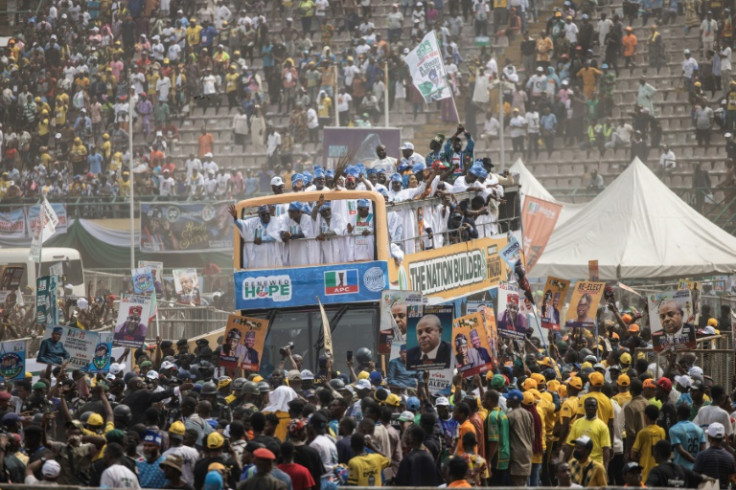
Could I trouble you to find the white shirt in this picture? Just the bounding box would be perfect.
[722,46,732,71]
[682,57,699,78]
[161,445,200,484]
[659,150,676,169]
[509,115,526,138]
[307,108,319,129]
[694,405,733,447]
[159,176,175,196]
[185,158,202,178]
[337,93,352,112]
[564,22,579,43]
[202,74,218,95]
[310,434,338,472]
[267,132,282,156]
[371,156,397,173]
[101,464,141,489]
[525,111,540,134]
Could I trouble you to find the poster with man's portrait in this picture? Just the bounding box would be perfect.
[379,290,425,356]
[540,277,570,330]
[496,283,526,340]
[564,281,605,329]
[88,333,113,374]
[452,312,494,377]
[173,268,201,306]
[405,304,454,371]
[113,294,154,348]
[0,340,25,381]
[648,289,697,351]
[37,325,97,370]
[220,314,270,372]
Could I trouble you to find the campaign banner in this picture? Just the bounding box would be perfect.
[500,235,522,271]
[27,199,64,234]
[113,294,154,348]
[173,268,201,306]
[405,30,453,104]
[452,313,493,378]
[0,266,24,290]
[427,368,453,396]
[0,340,26,381]
[220,314,270,371]
[88,332,113,374]
[468,302,499,364]
[496,283,526,340]
[0,209,26,239]
[540,277,570,330]
[405,304,454,371]
[139,202,233,253]
[132,267,155,294]
[234,261,389,310]
[36,275,59,327]
[37,325,94,369]
[564,281,606,329]
[379,290,425,355]
[588,260,599,281]
[323,128,401,170]
[521,196,561,271]
[139,261,164,290]
[648,289,697,351]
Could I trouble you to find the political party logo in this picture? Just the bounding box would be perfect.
[527,201,540,213]
[92,343,110,370]
[240,275,292,302]
[363,267,386,292]
[201,204,216,222]
[134,273,153,293]
[165,206,182,222]
[324,270,359,295]
[0,352,22,380]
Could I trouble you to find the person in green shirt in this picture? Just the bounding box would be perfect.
[483,389,510,486]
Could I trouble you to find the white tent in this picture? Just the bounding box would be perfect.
[510,159,585,226]
[530,158,736,280]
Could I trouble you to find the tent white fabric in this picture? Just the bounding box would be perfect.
[509,159,585,225]
[530,158,736,280]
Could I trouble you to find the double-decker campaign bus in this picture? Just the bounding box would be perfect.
[232,188,521,376]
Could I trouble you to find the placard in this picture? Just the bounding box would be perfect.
[648,289,697,351]
[139,202,233,252]
[37,325,92,369]
[452,313,493,377]
[379,290,425,355]
[540,276,570,330]
[88,332,113,374]
[220,314,270,371]
[499,235,522,270]
[173,268,201,306]
[564,281,605,329]
[113,294,154,348]
[405,304,454,371]
[0,340,25,381]
[36,275,58,326]
[496,283,526,340]
[132,267,155,294]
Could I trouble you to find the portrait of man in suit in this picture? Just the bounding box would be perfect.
[406,314,452,370]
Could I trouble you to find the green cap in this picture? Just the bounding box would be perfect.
[32,382,47,390]
[106,429,126,444]
[491,374,506,390]
[140,361,153,369]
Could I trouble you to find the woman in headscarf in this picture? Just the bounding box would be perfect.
[262,385,299,441]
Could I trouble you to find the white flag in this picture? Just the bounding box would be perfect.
[405,31,453,104]
[30,198,59,261]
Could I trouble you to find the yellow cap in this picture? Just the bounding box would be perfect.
[567,376,583,390]
[589,372,605,387]
[208,462,227,472]
[385,394,401,407]
[522,391,536,406]
[617,374,631,387]
[581,361,593,369]
[620,352,632,365]
[547,380,561,392]
[530,373,546,385]
[207,432,224,448]
[358,371,370,380]
[169,421,186,435]
[252,375,264,383]
[522,378,538,390]
[708,318,719,327]
[88,413,104,426]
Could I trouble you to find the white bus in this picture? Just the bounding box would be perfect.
[0,247,85,297]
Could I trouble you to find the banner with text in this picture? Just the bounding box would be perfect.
[220,314,270,372]
[36,275,59,327]
[540,276,570,330]
[234,261,388,310]
[140,202,233,253]
[37,325,96,370]
[564,281,605,329]
[406,30,453,104]
[113,294,154,348]
[452,312,494,378]
[521,196,561,271]
[0,340,25,381]
[379,290,426,356]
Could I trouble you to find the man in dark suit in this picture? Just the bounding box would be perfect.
[406,314,452,369]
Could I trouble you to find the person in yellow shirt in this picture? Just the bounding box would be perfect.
[101,133,112,163]
[614,374,633,407]
[186,19,202,48]
[632,404,666,481]
[317,90,332,126]
[225,64,240,109]
[118,170,131,196]
[565,397,612,467]
[556,376,583,446]
[578,371,614,436]
[569,435,608,487]
[347,433,390,486]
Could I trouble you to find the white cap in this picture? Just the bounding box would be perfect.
[707,422,726,439]
[398,410,414,422]
[700,326,717,335]
[110,363,123,375]
[435,396,450,407]
[355,379,372,391]
[204,152,213,158]
[161,361,176,370]
[674,375,692,388]
[271,176,284,186]
[105,373,116,381]
[146,370,159,380]
[77,298,88,310]
[684,48,691,54]
[300,369,314,380]
[689,366,704,377]
[574,434,593,446]
[401,141,414,150]
[42,460,61,478]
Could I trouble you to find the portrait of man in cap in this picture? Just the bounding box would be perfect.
[37,326,70,365]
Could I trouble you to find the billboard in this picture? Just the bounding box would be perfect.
[140,202,233,252]
[323,128,401,170]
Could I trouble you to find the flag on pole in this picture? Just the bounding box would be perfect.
[405,31,453,104]
[317,297,333,359]
[30,197,59,261]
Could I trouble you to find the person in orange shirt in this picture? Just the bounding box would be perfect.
[453,402,476,456]
[447,456,473,487]
[623,26,638,68]
[198,127,214,157]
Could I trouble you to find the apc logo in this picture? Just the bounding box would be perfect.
[324,270,359,295]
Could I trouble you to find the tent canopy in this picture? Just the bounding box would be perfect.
[530,158,736,280]
[510,159,585,226]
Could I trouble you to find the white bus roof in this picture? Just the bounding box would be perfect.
[0,247,82,262]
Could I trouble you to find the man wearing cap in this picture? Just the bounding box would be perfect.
[565,397,612,468]
[194,432,239,490]
[577,371,615,438]
[162,421,199,485]
[441,124,475,181]
[569,435,608,487]
[38,326,70,365]
[231,203,283,268]
[311,194,348,263]
[694,422,736,488]
[454,333,484,372]
[278,201,317,266]
[347,198,376,261]
[24,458,62,485]
[507,389,534,485]
[693,385,734,445]
[137,430,167,488]
[240,447,287,490]
[483,389,510,484]
[555,376,582,449]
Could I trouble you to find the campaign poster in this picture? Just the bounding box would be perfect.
[36,275,58,327]
[139,202,233,253]
[173,268,201,306]
[452,313,494,378]
[564,281,606,329]
[0,340,25,381]
[0,209,26,239]
[496,283,526,340]
[427,368,453,396]
[405,31,453,103]
[500,235,522,269]
[588,260,599,281]
[220,314,270,372]
[648,289,697,352]
[27,202,67,235]
[678,280,701,317]
[0,266,24,290]
[37,325,94,370]
[521,196,561,271]
[540,277,570,330]
[405,304,454,371]
[469,304,499,365]
[113,294,154,348]
[323,128,401,170]
[132,267,155,294]
[88,332,113,374]
[139,260,164,292]
[379,290,425,355]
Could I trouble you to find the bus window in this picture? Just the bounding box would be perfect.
[40,260,84,286]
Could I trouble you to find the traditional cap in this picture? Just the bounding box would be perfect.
[42,460,62,478]
[143,430,163,445]
[253,448,276,460]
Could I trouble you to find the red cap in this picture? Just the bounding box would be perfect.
[253,448,276,460]
[656,377,673,393]
[0,391,11,401]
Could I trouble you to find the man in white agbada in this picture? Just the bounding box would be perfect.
[386,171,437,254]
[278,202,318,266]
[348,198,376,262]
[229,204,283,269]
[311,198,348,264]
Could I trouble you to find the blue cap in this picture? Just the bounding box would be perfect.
[143,430,163,445]
[369,371,382,385]
[477,168,488,178]
[390,173,402,183]
[320,202,331,211]
[356,163,366,175]
[469,166,483,177]
[367,168,377,175]
[346,166,360,178]
[204,470,224,490]
[257,205,269,214]
[303,171,312,182]
[314,167,326,178]
[52,326,63,334]
[357,199,370,208]
[412,161,426,173]
[292,173,304,184]
[506,389,524,403]
[397,161,411,173]
[206,419,218,429]
[407,396,420,411]
[601,63,609,69]
[399,344,407,352]
[288,202,302,212]
[377,187,389,197]
[326,170,335,178]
